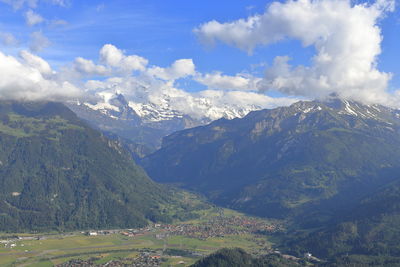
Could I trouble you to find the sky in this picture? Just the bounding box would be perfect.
[0,0,399,118]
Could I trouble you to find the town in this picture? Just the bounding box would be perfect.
[0,210,285,266]
[116,209,282,241]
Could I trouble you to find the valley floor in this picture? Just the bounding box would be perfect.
[0,208,285,267]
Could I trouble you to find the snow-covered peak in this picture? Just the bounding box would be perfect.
[128,101,184,123]
[76,91,140,121]
[78,89,268,124]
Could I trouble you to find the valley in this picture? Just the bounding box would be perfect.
[0,207,285,267]
[0,0,399,266]
[2,99,400,265]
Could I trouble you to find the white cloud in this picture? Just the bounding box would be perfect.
[73,57,109,76]
[25,9,45,26]
[100,44,148,72]
[72,44,296,120]
[0,43,296,120]
[20,50,53,76]
[195,0,396,105]
[196,72,261,91]
[0,51,80,101]
[148,59,195,81]
[29,31,50,52]
[0,32,19,46]
[84,75,296,121]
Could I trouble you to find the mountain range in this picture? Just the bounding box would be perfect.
[141,97,400,260]
[67,90,263,154]
[4,96,400,262]
[143,98,400,223]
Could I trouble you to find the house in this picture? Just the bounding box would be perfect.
[304,252,312,259]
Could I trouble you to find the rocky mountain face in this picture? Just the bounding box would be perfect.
[0,101,193,232]
[67,91,263,153]
[142,98,400,225]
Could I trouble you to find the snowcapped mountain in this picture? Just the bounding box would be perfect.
[67,90,266,152]
[68,89,400,156]
[288,97,400,124]
[143,97,400,221]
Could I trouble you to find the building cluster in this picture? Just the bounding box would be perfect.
[165,215,280,239]
[117,215,281,241]
[56,253,162,267]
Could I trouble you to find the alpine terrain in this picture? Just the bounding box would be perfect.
[0,101,196,232]
[144,98,400,223]
[67,90,263,154]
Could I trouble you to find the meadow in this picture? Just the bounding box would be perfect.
[0,208,280,266]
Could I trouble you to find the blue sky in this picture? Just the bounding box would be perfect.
[0,1,303,73]
[0,0,396,80]
[0,0,399,112]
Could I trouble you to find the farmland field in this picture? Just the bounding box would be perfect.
[0,208,283,266]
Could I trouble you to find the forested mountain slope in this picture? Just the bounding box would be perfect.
[0,101,189,231]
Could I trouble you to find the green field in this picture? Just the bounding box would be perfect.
[0,208,281,266]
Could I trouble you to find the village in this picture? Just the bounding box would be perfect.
[57,252,164,267]
[1,212,282,250]
[117,212,282,240]
[0,211,286,266]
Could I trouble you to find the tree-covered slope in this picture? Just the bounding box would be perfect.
[143,99,400,222]
[191,248,303,267]
[288,178,400,260]
[0,101,187,232]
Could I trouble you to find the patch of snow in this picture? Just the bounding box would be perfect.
[343,100,358,116]
[303,107,313,113]
[371,105,381,112]
[83,102,120,113]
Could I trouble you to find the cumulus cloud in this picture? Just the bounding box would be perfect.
[29,31,50,52]
[83,75,296,121]
[195,72,262,91]
[195,0,396,105]
[100,44,148,72]
[25,9,44,26]
[71,44,297,120]
[0,43,295,120]
[148,59,196,81]
[20,50,53,76]
[0,51,80,101]
[73,57,109,76]
[0,32,19,46]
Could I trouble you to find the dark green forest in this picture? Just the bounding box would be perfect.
[0,101,199,232]
[191,248,304,267]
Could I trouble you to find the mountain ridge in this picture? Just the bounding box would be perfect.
[143,98,400,223]
[67,91,266,152]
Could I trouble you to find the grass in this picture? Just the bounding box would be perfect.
[0,113,84,139]
[0,208,281,266]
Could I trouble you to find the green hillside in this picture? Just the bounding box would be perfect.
[0,101,194,232]
[191,248,302,267]
[287,178,400,261]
